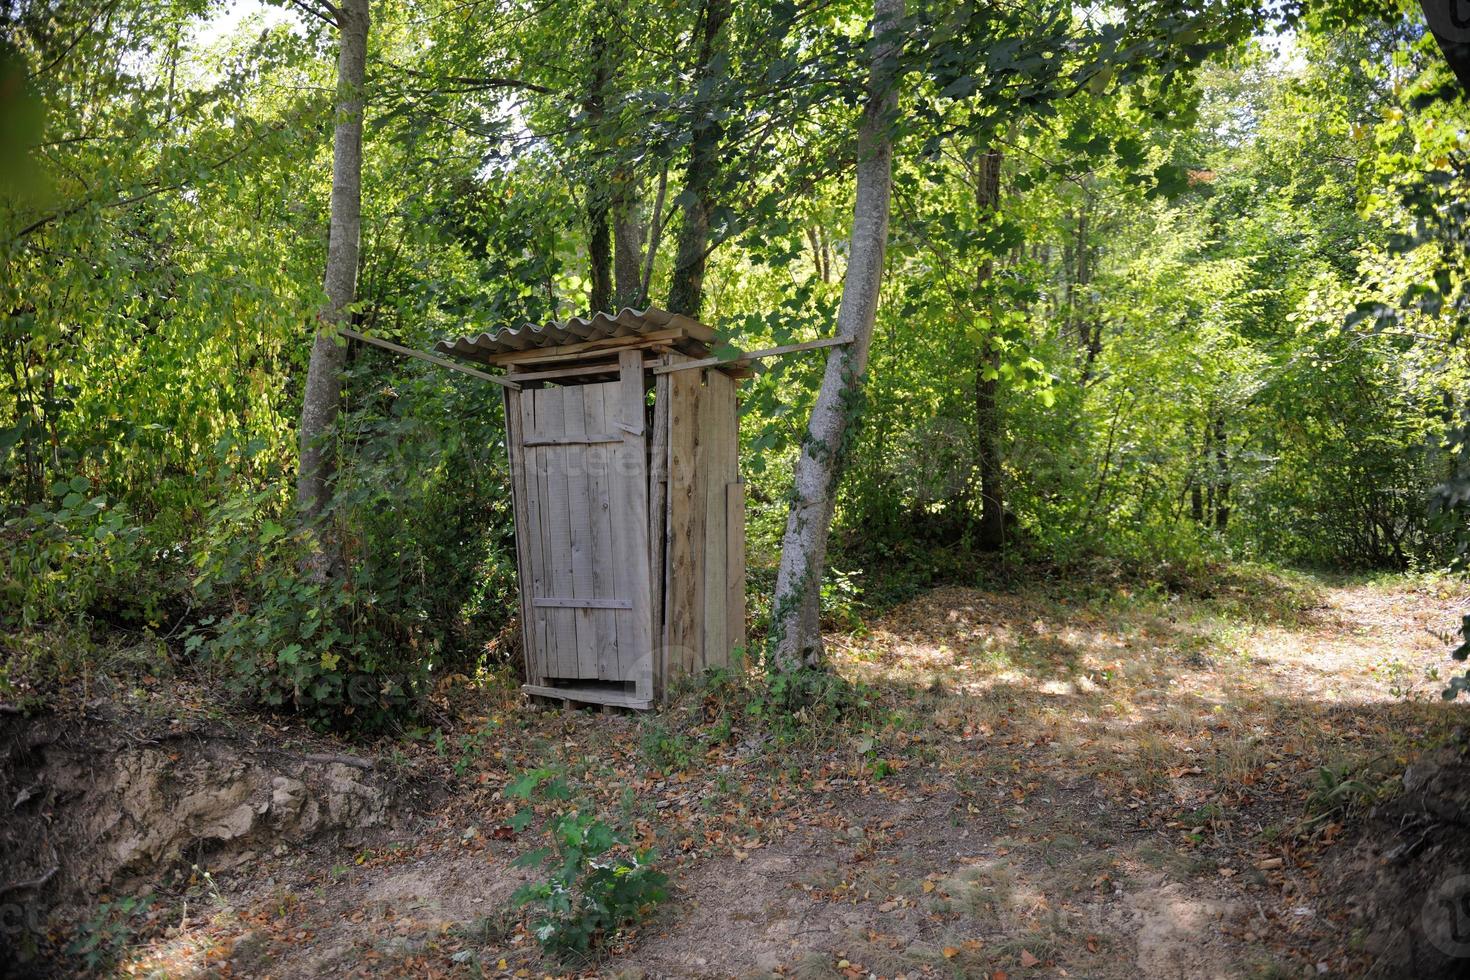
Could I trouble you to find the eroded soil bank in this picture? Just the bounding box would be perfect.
[4,572,1469,978]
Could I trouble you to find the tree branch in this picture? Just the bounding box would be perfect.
[286,0,341,27]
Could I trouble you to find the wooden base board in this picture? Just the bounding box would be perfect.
[522,683,652,711]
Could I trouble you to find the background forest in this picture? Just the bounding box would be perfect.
[3,0,1470,724]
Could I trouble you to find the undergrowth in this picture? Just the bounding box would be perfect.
[503,768,667,961]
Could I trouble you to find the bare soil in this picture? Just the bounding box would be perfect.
[4,570,1468,978]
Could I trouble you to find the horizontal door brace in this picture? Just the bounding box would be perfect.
[532,596,634,609]
[521,434,622,446]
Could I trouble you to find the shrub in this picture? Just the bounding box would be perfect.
[0,478,170,632]
[186,486,428,730]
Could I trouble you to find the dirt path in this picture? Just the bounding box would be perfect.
[89,573,1469,978]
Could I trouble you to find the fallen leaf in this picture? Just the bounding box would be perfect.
[1020,949,1040,968]
[943,947,960,959]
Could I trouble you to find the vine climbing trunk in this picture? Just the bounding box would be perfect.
[664,0,730,317]
[974,146,1004,552]
[769,0,903,672]
[295,0,369,577]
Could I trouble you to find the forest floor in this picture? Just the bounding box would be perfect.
[10,566,1470,978]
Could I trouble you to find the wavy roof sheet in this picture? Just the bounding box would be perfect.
[434,307,715,364]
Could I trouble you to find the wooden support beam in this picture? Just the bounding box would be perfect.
[341,328,520,389]
[506,359,657,384]
[522,684,651,710]
[486,328,696,366]
[651,336,852,376]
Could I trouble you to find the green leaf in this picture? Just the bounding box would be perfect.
[512,846,552,870]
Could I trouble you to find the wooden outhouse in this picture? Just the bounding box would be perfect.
[436,308,745,709]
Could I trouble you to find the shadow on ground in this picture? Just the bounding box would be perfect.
[11,571,1468,978]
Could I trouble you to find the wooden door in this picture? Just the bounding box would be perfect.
[504,360,652,703]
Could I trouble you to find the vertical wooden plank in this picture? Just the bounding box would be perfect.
[648,360,671,693]
[519,390,551,683]
[662,358,702,683]
[726,479,746,665]
[502,388,538,684]
[583,383,619,681]
[561,384,596,678]
[700,370,730,670]
[540,387,574,679]
[611,350,653,699]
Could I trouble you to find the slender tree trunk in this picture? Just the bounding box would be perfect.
[805,226,823,282]
[588,201,613,314]
[1060,219,1076,337]
[1072,206,1088,341]
[974,147,1004,551]
[664,0,731,317]
[1080,318,1103,385]
[639,164,669,306]
[1201,414,1216,521]
[612,179,642,307]
[296,0,369,564]
[1214,414,1230,530]
[769,0,903,672]
[585,33,614,315]
[1189,420,1205,524]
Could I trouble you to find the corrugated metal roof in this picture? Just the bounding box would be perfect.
[434,307,715,363]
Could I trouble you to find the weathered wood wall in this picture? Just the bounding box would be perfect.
[505,365,653,702]
[505,356,743,708]
[658,364,743,695]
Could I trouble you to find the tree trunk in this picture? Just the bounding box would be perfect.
[1188,420,1205,523]
[1080,317,1103,385]
[585,35,614,315]
[805,226,824,282]
[295,0,369,566]
[1214,414,1230,530]
[639,164,669,307]
[974,147,1004,551]
[1072,196,1106,385]
[664,0,731,317]
[588,200,613,314]
[769,0,903,672]
[612,180,642,308]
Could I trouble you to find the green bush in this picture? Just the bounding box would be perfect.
[0,478,171,631]
[185,484,428,730]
